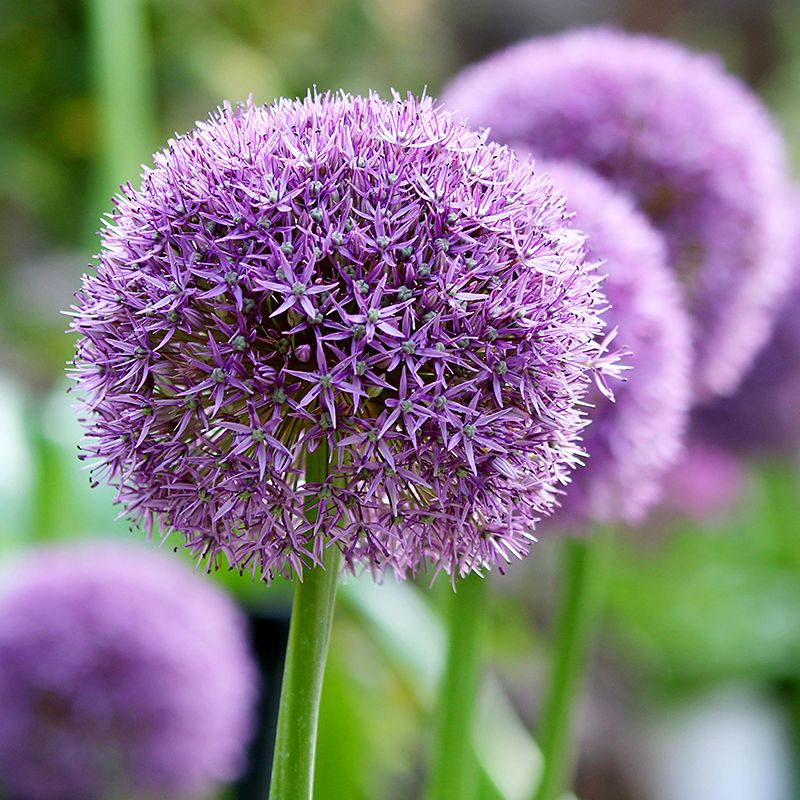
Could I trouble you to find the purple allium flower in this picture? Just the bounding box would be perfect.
[70,92,618,580]
[443,28,794,399]
[691,241,800,457]
[0,542,256,800]
[657,439,745,521]
[542,162,691,528]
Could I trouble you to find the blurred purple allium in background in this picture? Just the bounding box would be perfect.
[658,439,746,521]
[543,162,691,529]
[443,27,794,400]
[0,542,256,800]
[691,237,800,457]
[70,91,620,580]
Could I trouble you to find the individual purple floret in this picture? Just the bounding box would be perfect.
[0,542,256,800]
[70,91,619,580]
[443,28,793,399]
[691,238,800,457]
[542,162,691,528]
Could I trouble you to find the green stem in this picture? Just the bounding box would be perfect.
[269,442,340,800]
[533,534,609,800]
[426,573,488,800]
[86,0,158,219]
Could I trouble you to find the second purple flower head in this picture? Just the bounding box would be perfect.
[544,162,692,529]
[444,28,794,399]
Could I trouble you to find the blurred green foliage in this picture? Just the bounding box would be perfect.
[608,464,800,688]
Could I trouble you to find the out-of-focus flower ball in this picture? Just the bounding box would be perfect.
[0,542,257,800]
[543,161,691,529]
[444,28,794,400]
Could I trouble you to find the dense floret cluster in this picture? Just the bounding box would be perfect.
[72,92,617,580]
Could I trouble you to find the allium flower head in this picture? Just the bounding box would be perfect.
[692,228,800,457]
[0,542,256,800]
[71,92,617,580]
[443,28,794,399]
[542,162,691,528]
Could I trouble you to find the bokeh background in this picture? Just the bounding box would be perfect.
[1,1,800,799]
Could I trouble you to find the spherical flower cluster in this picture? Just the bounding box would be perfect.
[71,92,618,580]
[0,542,256,800]
[692,240,800,457]
[542,162,691,528]
[443,28,793,399]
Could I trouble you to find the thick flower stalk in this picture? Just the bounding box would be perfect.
[71,91,618,582]
[543,161,692,529]
[0,542,256,800]
[443,28,793,399]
